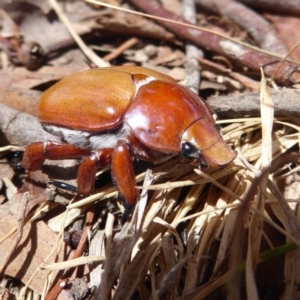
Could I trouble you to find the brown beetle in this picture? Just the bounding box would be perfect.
[22,66,236,205]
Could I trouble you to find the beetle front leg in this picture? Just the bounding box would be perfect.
[22,142,91,171]
[77,148,113,195]
[111,140,137,206]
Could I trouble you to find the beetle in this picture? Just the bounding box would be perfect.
[22,66,236,206]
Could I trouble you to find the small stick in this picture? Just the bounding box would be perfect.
[196,0,288,55]
[182,0,202,95]
[45,206,95,300]
[237,0,300,16]
[102,37,139,62]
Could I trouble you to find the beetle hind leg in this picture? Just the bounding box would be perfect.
[112,140,137,206]
[22,141,91,171]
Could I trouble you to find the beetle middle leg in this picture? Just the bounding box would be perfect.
[22,141,91,171]
[77,148,113,195]
[111,140,137,207]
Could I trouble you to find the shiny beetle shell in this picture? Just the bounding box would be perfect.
[39,66,177,131]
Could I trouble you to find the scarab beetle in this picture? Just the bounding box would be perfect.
[22,66,236,205]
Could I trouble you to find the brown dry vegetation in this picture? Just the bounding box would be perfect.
[1,1,300,299]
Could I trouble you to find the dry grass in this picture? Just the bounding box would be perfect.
[1,74,298,299]
[25,77,299,299]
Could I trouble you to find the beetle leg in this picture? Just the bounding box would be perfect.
[77,149,113,195]
[49,179,79,193]
[111,140,137,206]
[22,142,91,171]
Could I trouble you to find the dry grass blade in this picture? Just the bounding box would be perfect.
[244,69,274,300]
[48,0,109,67]
[42,255,106,271]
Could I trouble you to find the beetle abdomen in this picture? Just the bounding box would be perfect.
[43,123,131,150]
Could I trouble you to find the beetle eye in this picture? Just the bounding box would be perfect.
[181,141,199,159]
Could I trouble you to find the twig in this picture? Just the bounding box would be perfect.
[207,88,300,118]
[182,0,202,95]
[196,0,288,55]
[95,9,177,43]
[102,37,139,62]
[0,103,54,146]
[197,56,261,90]
[237,0,300,16]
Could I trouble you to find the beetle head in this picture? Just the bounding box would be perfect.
[180,118,236,168]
